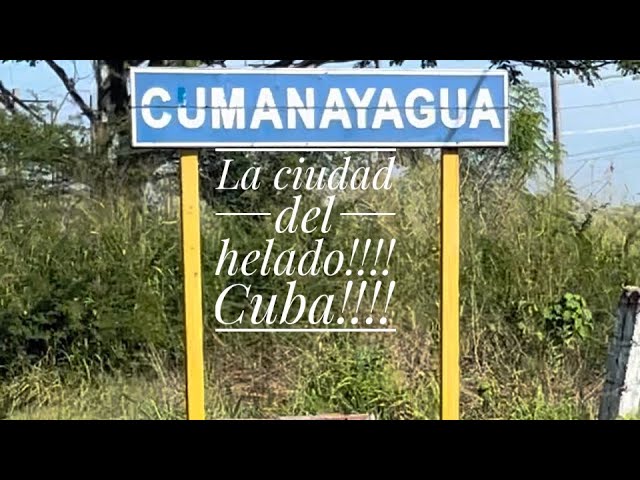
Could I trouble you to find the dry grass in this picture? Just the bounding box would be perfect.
[2,330,601,420]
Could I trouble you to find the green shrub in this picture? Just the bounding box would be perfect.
[0,198,183,374]
[287,339,424,419]
[543,293,594,348]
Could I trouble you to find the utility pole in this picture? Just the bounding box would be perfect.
[607,161,614,205]
[89,94,95,155]
[550,71,563,186]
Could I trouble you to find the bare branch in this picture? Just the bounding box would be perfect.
[0,81,46,123]
[198,60,227,67]
[295,60,326,68]
[44,60,95,123]
[295,60,358,68]
[294,60,345,68]
[265,60,359,68]
[50,90,71,125]
[489,59,621,85]
[266,60,297,68]
[0,86,16,112]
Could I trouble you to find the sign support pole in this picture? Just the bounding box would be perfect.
[130,68,508,422]
[440,148,460,420]
[179,150,206,420]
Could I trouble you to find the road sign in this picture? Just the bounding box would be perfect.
[129,66,510,421]
[130,68,509,149]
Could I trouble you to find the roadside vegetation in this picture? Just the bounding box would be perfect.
[0,72,634,420]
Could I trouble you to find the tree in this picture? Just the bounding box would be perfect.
[5,59,640,156]
[461,80,554,192]
[3,59,638,204]
[0,109,91,207]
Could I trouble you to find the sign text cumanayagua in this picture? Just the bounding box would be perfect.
[130,68,509,148]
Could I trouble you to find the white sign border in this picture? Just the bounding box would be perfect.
[129,67,510,149]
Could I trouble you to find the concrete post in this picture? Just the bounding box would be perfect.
[599,286,640,420]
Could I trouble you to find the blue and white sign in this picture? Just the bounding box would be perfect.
[130,67,509,148]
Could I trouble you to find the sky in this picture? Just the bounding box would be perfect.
[1,59,639,204]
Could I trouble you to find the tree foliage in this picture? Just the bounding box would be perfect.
[0,62,559,211]
[1,58,633,205]
[461,80,554,195]
[5,58,638,131]
[1,59,634,420]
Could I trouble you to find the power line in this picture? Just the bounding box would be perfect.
[567,147,640,181]
[564,123,640,136]
[603,83,638,156]
[568,141,640,159]
[531,73,639,88]
[562,96,640,111]
[550,71,563,184]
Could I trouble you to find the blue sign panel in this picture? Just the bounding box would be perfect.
[130,67,509,148]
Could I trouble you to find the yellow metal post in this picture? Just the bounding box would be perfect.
[440,148,460,420]
[179,150,206,420]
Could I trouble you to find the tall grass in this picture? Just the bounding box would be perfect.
[0,151,635,419]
